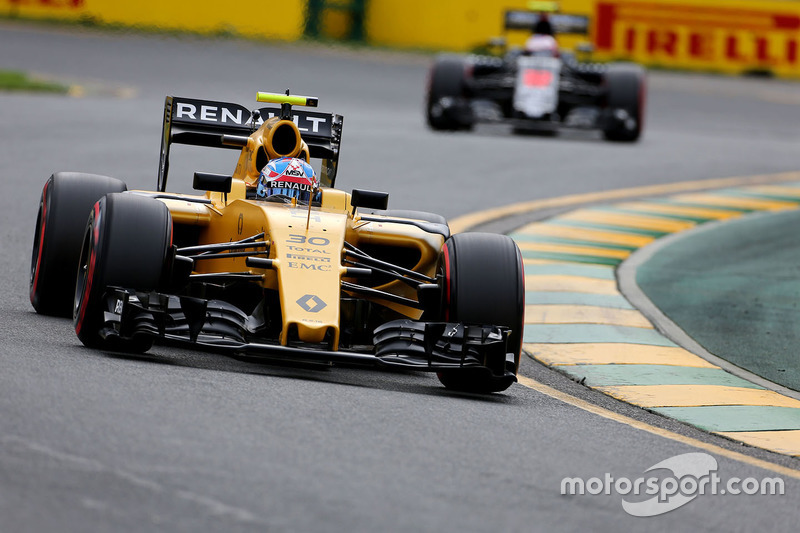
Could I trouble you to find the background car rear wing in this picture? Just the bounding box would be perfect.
[504,10,589,35]
[158,96,344,191]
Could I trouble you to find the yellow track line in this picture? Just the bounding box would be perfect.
[746,185,800,198]
[525,342,718,367]
[611,201,743,220]
[517,240,632,259]
[524,274,619,295]
[669,193,799,211]
[596,384,800,408]
[716,431,800,456]
[523,258,584,266]
[525,304,653,329]
[515,223,654,247]
[449,171,800,234]
[559,210,695,233]
[517,375,800,478]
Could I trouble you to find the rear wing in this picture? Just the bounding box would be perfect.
[504,10,589,35]
[157,96,344,191]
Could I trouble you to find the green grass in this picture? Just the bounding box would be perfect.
[0,69,69,93]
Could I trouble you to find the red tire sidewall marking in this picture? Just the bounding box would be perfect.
[442,242,452,321]
[516,246,525,358]
[30,179,50,301]
[75,202,101,334]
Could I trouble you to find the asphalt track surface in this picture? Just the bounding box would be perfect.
[2,22,800,532]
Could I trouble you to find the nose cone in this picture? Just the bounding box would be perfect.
[262,204,347,349]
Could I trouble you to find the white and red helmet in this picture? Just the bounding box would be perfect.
[524,34,559,57]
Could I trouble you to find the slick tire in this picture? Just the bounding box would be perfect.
[426,55,472,131]
[30,172,127,317]
[437,233,525,393]
[74,193,172,352]
[603,63,646,142]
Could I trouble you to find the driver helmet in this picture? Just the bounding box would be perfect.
[257,157,320,204]
[524,34,559,57]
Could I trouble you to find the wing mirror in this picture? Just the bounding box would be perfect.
[193,172,232,194]
[351,189,389,213]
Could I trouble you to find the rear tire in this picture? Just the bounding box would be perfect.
[603,63,646,142]
[74,193,172,352]
[30,172,127,317]
[437,233,525,393]
[426,55,472,131]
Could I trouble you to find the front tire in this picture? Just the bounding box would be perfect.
[426,55,473,131]
[437,233,525,393]
[603,63,646,142]
[30,172,127,316]
[74,193,172,351]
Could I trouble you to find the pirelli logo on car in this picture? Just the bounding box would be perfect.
[171,97,332,137]
[286,254,331,263]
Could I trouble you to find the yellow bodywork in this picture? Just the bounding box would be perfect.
[138,120,444,350]
[232,116,311,187]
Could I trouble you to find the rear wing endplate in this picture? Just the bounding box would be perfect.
[504,10,589,35]
[158,96,344,191]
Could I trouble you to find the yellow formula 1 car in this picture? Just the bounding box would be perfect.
[30,92,524,393]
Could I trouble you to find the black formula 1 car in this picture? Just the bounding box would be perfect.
[426,9,646,142]
[29,91,525,393]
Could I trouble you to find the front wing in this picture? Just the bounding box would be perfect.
[435,95,633,134]
[100,288,517,382]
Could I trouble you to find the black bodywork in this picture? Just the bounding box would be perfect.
[101,286,513,379]
[426,10,646,141]
[464,51,611,130]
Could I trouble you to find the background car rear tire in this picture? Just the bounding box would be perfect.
[603,63,646,142]
[437,233,525,393]
[30,172,127,317]
[426,55,473,131]
[74,193,172,352]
